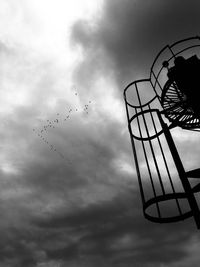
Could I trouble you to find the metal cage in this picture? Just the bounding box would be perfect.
[124,36,200,228]
[150,36,200,129]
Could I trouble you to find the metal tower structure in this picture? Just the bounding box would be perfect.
[124,36,200,228]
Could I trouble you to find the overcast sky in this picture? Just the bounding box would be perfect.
[1,0,200,266]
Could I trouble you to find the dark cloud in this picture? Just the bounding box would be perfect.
[31,189,197,266]
[69,1,200,265]
[71,0,200,88]
[1,1,200,266]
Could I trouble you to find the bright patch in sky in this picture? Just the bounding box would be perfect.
[1,162,18,175]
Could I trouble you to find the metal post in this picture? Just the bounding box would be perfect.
[158,112,200,229]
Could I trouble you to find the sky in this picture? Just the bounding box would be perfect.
[1,0,200,266]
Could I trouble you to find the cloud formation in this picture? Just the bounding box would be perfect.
[72,0,200,87]
[1,0,200,266]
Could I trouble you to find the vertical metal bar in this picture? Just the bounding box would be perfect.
[149,107,182,215]
[168,45,176,58]
[151,72,164,95]
[135,83,166,196]
[129,124,146,205]
[124,92,145,205]
[158,112,200,229]
[135,108,161,217]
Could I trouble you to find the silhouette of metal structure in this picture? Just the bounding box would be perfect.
[124,36,200,228]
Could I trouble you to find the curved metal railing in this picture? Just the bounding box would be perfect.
[124,36,200,227]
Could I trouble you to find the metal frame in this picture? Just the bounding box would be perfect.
[124,36,200,228]
[151,36,200,129]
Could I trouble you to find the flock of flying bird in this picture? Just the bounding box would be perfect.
[32,92,92,164]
